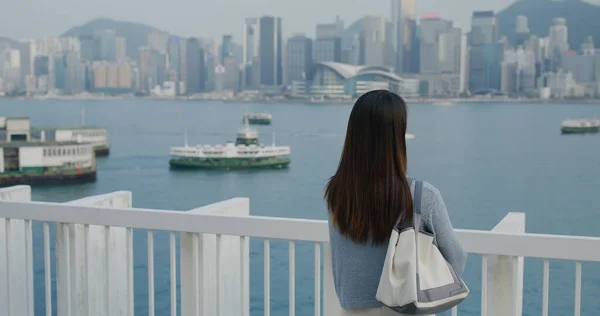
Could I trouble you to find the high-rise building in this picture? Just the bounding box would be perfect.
[314,17,343,63]
[53,55,66,90]
[243,18,260,67]
[34,56,50,77]
[419,14,451,74]
[95,30,118,62]
[316,17,344,39]
[148,30,169,54]
[19,40,36,86]
[91,61,132,92]
[285,35,313,84]
[391,0,417,73]
[549,18,569,59]
[259,16,283,86]
[138,47,152,92]
[471,11,497,46]
[186,38,205,94]
[166,36,182,94]
[516,15,529,34]
[469,11,501,93]
[178,40,187,94]
[360,16,387,66]
[64,52,84,94]
[206,53,216,91]
[223,56,239,91]
[221,35,233,64]
[116,37,127,61]
[79,36,95,61]
[438,25,463,75]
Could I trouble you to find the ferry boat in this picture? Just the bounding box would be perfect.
[169,118,290,169]
[0,141,96,187]
[243,112,272,125]
[561,118,600,134]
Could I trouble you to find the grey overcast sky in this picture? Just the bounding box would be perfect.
[1,0,598,41]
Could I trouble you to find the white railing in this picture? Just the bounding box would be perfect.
[0,186,599,316]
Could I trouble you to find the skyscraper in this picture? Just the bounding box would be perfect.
[285,35,313,84]
[221,35,233,64]
[469,11,501,93]
[439,25,463,75]
[79,36,95,61]
[259,16,283,86]
[94,30,118,62]
[314,18,343,63]
[549,18,569,59]
[148,30,169,55]
[116,37,127,62]
[223,56,239,91]
[243,18,259,66]
[360,16,387,66]
[53,55,66,90]
[391,0,417,73]
[138,47,152,92]
[64,52,84,94]
[186,38,205,94]
[419,14,451,74]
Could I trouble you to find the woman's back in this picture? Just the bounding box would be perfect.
[324,90,467,314]
[328,180,467,310]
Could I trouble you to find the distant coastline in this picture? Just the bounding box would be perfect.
[2,95,600,104]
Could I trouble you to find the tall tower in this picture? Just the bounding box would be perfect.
[391,0,417,74]
[242,18,259,66]
[259,16,283,86]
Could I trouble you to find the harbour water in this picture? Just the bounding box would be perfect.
[0,99,599,315]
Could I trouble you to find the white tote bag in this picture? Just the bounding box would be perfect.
[376,180,469,315]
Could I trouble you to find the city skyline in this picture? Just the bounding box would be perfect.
[2,0,600,100]
[3,0,587,41]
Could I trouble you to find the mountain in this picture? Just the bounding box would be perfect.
[0,36,20,50]
[497,0,600,49]
[61,18,175,59]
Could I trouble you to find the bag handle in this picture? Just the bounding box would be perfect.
[413,180,423,229]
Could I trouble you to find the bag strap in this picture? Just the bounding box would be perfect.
[413,180,423,229]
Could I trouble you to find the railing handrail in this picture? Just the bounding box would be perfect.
[1,200,600,262]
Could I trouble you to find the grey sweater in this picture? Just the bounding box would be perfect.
[328,180,467,309]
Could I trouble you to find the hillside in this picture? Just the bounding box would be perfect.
[61,18,173,59]
[497,0,600,49]
[0,36,20,49]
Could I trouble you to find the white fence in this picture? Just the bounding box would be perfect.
[0,186,599,316]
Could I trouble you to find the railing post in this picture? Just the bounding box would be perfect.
[486,212,525,316]
[323,242,343,316]
[56,192,133,316]
[0,186,33,316]
[180,198,250,316]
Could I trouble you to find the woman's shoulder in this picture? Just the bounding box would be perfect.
[420,181,443,200]
[415,180,445,221]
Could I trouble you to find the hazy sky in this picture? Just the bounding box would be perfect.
[1,0,597,41]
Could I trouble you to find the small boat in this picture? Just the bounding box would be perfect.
[243,113,272,125]
[561,118,600,134]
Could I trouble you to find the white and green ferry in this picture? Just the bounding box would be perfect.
[243,112,272,125]
[561,118,600,134]
[169,119,290,169]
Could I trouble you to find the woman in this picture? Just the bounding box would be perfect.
[325,90,467,316]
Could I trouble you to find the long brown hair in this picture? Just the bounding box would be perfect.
[325,90,412,245]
